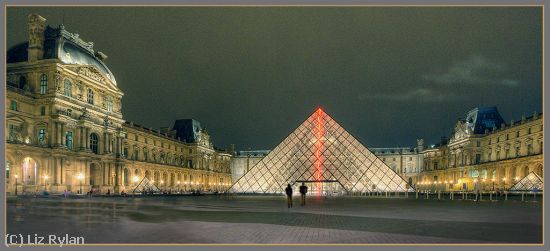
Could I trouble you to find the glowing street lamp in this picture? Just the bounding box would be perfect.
[502,177,507,190]
[77,173,84,194]
[177,181,181,193]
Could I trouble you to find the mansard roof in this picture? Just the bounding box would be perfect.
[7,24,117,86]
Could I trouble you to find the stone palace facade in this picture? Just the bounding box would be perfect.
[6,14,232,195]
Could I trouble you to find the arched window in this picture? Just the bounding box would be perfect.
[40,74,48,94]
[64,79,72,97]
[87,89,94,105]
[66,131,73,150]
[90,133,99,154]
[38,128,46,145]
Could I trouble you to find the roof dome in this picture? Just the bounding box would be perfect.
[7,24,117,85]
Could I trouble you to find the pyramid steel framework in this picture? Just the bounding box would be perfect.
[509,172,544,191]
[228,108,410,194]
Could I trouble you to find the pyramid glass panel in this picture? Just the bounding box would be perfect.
[228,108,410,195]
[509,172,544,191]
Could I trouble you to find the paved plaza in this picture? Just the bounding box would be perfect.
[6,195,542,244]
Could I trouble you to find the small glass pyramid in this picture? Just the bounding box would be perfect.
[509,172,543,191]
[228,108,410,195]
[133,176,161,194]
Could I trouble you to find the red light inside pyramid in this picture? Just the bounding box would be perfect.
[315,108,325,196]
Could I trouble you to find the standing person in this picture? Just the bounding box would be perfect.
[285,184,293,208]
[299,182,308,206]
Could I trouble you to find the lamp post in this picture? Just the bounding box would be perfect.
[77,173,84,194]
[43,175,49,192]
[177,181,181,193]
[491,178,496,191]
[502,177,507,190]
[160,180,165,192]
[14,174,18,196]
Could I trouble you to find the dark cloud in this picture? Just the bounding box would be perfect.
[423,54,520,87]
[6,7,542,149]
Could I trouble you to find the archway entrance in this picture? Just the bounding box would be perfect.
[21,157,38,186]
[90,163,102,188]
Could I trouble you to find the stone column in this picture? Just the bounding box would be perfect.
[54,122,60,146]
[85,128,90,150]
[60,123,66,147]
[114,164,122,193]
[103,133,108,154]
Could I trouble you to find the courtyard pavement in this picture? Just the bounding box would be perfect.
[6,195,543,244]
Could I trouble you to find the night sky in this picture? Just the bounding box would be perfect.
[7,7,542,150]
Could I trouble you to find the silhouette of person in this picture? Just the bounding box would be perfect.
[285,184,293,208]
[299,182,308,206]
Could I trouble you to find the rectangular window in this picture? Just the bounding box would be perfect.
[476,141,481,147]
[8,124,19,141]
[475,154,481,164]
[40,106,46,116]
[87,89,94,105]
[106,96,113,112]
[64,80,72,97]
[10,100,17,111]
[40,74,48,94]
[134,135,138,141]
[6,161,10,179]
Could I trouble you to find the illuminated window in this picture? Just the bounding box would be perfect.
[40,74,48,94]
[6,160,10,179]
[66,131,73,150]
[38,129,46,144]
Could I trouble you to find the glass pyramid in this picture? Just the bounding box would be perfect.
[133,177,160,194]
[228,108,410,195]
[509,172,544,191]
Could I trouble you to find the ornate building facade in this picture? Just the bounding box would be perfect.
[418,107,543,191]
[5,14,231,195]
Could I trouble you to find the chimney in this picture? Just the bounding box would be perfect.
[27,14,47,62]
[416,139,425,152]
